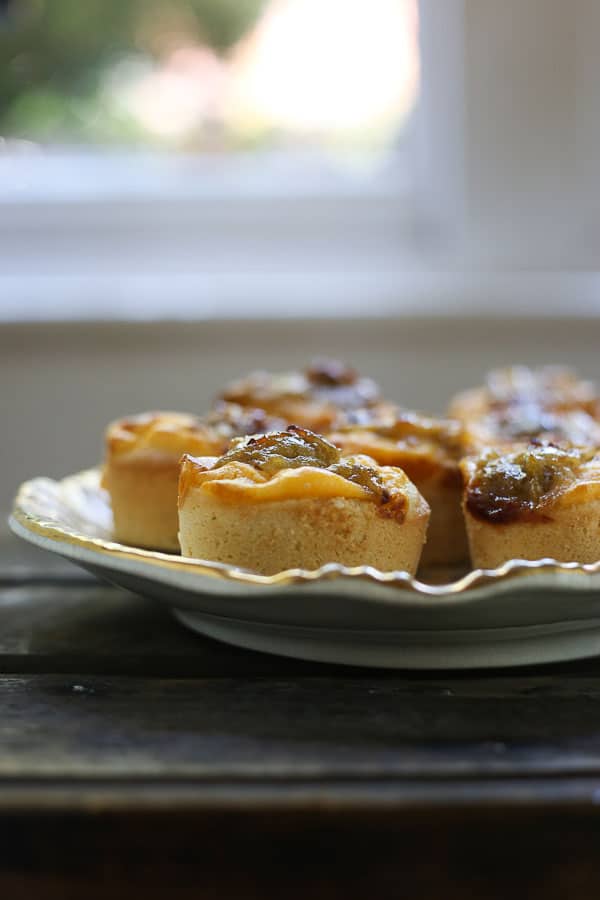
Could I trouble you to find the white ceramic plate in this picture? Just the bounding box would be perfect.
[10,468,600,669]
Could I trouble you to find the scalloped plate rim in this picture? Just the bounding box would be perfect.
[9,467,600,603]
[11,468,600,668]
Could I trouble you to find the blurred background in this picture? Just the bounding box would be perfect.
[0,0,418,154]
[2,0,600,511]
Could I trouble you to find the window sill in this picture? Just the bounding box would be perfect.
[2,270,599,321]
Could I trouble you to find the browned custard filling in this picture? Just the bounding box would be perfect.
[212,425,405,515]
[465,445,594,524]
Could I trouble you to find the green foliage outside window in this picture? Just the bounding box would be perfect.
[0,0,265,144]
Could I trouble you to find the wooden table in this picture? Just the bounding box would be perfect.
[3,534,600,899]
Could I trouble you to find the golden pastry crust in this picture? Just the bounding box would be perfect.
[105,411,221,460]
[328,412,468,567]
[178,428,430,575]
[219,359,388,431]
[104,453,183,552]
[103,406,285,550]
[462,445,600,567]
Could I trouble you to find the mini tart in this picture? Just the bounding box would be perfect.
[103,406,285,551]
[328,412,468,567]
[449,365,599,422]
[461,406,600,455]
[178,427,430,575]
[219,359,390,432]
[461,444,600,568]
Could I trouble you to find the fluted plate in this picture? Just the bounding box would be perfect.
[10,468,600,669]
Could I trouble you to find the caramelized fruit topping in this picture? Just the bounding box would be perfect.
[221,360,381,416]
[215,426,340,474]
[466,444,589,523]
[481,404,600,447]
[214,426,399,508]
[484,366,597,411]
[204,403,285,438]
[306,359,358,386]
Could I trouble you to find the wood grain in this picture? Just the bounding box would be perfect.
[5,539,600,897]
[1,673,600,780]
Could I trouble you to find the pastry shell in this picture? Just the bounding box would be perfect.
[178,454,430,576]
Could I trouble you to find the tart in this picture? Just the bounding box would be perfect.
[328,411,468,566]
[462,444,600,568]
[449,365,599,423]
[462,406,600,455]
[219,359,389,432]
[178,427,430,575]
[103,405,285,551]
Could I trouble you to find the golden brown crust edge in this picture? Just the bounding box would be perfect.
[102,410,234,551]
[179,492,429,576]
[103,454,181,551]
[463,496,600,568]
[326,426,468,568]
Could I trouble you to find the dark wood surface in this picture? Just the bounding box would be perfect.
[4,533,600,898]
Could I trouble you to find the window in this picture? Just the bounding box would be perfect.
[1,0,418,156]
[0,0,429,320]
[2,0,599,321]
